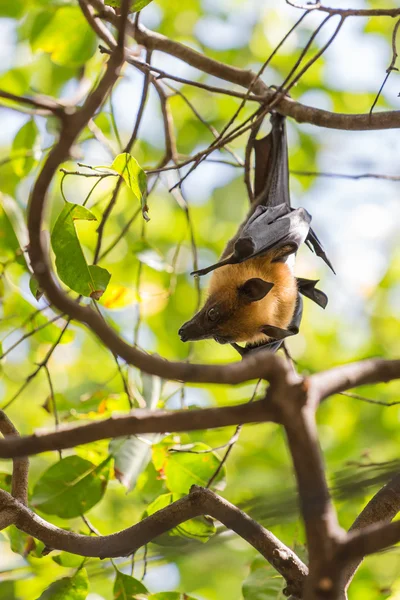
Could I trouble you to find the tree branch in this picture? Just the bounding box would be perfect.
[88,4,400,131]
[337,519,400,564]
[0,90,65,116]
[341,473,400,591]
[0,485,307,591]
[311,359,400,403]
[0,412,28,505]
[0,359,399,459]
[286,3,400,18]
[269,377,344,599]
[0,398,278,459]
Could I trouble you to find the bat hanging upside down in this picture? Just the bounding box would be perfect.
[178,113,334,356]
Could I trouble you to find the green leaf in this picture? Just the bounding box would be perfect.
[0,473,12,493]
[11,119,40,178]
[148,594,198,600]
[7,526,43,558]
[0,194,29,269]
[29,275,43,301]
[242,556,284,600]
[51,201,111,299]
[31,7,97,67]
[31,455,111,518]
[0,581,17,600]
[164,443,226,494]
[110,436,153,493]
[105,0,154,11]
[0,0,24,18]
[145,493,216,544]
[88,265,111,300]
[109,153,148,220]
[113,571,148,599]
[36,569,89,600]
[52,552,85,568]
[0,67,30,97]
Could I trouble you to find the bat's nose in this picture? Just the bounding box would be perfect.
[178,325,190,342]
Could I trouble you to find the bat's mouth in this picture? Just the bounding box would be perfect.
[213,335,230,345]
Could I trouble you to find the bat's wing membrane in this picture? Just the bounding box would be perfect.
[306,228,335,273]
[296,277,328,309]
[253,113,290,208]
[235,204,311,261]
[192,205,312,276]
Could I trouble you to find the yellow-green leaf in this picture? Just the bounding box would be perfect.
[51,201,111,299]
[31,7,97,67]
[110,153,148,220]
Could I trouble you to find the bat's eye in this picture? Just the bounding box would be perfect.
[207,307,219,322]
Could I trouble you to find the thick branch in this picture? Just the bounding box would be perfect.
[269,378,343,600]
[0,412,28,505]
[0,398,278,459]
[311,359,400,403]
[130,27,400,130]
[0,485,307,590]
[342,473,400,590]
[130,24,400,131]
[0,359,400,459]
[88,2,400,131]
[337,519,400,564]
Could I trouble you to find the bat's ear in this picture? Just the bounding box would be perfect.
[239,278,274,302]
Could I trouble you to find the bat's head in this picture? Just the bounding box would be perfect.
[178,277,274,344]
[178,260,298,345]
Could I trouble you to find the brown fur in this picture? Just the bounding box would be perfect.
[207,253,297,344]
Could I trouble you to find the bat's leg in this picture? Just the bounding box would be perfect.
[230,342,246,357]
[281,341,297,373]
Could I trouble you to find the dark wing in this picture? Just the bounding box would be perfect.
[296,277,328,309]
[253,112,290,208]
[192,204,312,276]
[191,113,334,277]
[235,204,311,261]
[305,228,335,274]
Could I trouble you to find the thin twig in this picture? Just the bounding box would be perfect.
[370,17,400,115]
[291,170,400,181]
[206,379,262,488]
[339,391,400,407]
[43,364,62,460]
[0,313,65,360]
[1,319,71,410]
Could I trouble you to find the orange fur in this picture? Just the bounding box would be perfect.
[207,254,297,343]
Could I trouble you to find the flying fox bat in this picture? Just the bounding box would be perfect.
[178,113,333,356]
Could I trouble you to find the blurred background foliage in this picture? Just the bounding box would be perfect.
[0,0,400,598]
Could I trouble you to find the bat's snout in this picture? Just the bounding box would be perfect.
[179,314,210,342]
[178,323,191,342]
[179,320,200,342]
